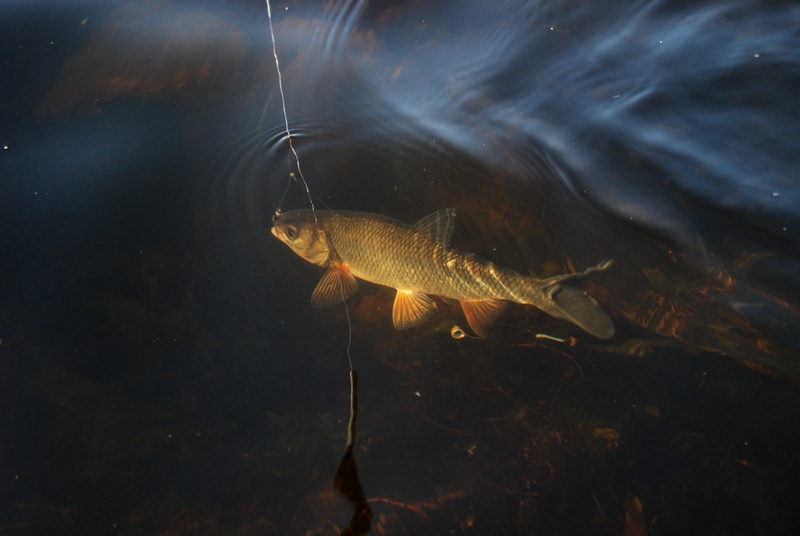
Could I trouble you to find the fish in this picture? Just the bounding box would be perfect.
[271,208,615,339]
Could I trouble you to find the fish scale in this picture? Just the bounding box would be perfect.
[323,211,539,304]
[325,212,500,299]
[272,208,615,339]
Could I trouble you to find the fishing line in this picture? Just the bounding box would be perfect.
[265,0,317,225]
[264,19,365,528]
[339,277,354,371]
[266,0,354,372]
[265,1,354,369]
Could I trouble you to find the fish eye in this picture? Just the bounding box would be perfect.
[286,225,298,240]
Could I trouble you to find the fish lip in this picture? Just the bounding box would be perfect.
[270,226,279,238]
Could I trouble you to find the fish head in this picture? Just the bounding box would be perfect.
[271,210,331,266]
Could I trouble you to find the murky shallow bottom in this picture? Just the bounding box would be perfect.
[2,0,800,534]
[4,304,799,534]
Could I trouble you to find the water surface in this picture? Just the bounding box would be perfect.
[2,0,800,534]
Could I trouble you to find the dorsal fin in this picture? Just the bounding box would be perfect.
[412,208,456,247]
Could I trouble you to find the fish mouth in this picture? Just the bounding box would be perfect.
[270,226,280,238]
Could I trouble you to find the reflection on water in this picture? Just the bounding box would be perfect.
[332,370,372,535]
[2,0,800,534]
[36,3,251,115]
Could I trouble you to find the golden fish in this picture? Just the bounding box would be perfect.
[271,208,614,339]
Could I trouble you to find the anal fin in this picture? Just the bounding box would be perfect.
[460,299,510,338]
[311,264,359,308]
[392,290,436,330]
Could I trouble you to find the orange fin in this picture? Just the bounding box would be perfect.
[311,264,359,308]
[392,290,435,330]
[460,299,510,338]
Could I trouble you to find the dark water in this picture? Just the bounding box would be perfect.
[2,0,800,534]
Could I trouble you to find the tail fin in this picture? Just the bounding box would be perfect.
[535,259,615,339]
[548,286,615,339]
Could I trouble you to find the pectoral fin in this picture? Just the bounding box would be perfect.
[311,264,359,308]
[460,299,510,338]
[392,290,436,330]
